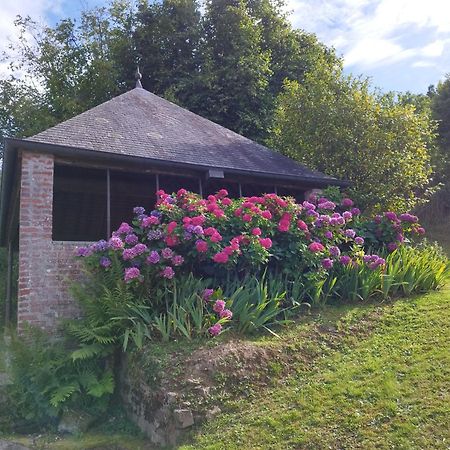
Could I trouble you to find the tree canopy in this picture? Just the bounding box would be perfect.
[0,0,441,213]
[270,61,435,212]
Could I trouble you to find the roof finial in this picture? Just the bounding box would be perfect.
[135,66,143,88]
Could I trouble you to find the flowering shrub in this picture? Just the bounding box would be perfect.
[76,189,430,337]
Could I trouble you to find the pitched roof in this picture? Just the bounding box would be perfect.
[25,86,340,184]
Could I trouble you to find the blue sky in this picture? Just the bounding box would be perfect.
[1,0,449,93]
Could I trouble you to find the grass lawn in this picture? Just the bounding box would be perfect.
[1,285,448,449]
[180,284,450,450]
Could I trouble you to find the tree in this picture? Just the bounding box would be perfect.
[270,60,435,212]
[0,2,136,156]
[134,0,202,99]
[181,0,272,141]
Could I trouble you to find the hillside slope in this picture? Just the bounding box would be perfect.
[181,285,450,450]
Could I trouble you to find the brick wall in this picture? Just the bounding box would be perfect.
[18,151,84,332]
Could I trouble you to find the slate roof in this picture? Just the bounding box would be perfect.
[24,86,340,184]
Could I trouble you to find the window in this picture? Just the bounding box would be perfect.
[277,186,306,202]
[203,179,240,197]
[52,165,107,241]
[110,171,157,232]
[158,173,201,195]
[241,183,276,197]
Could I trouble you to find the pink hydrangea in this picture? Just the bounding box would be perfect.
[167,221,178,234]
[261,210,272,220]
[252,227,262,236]
[341,198,354,207]
[297,220,308,231]
[259,238,273,249]
[160,266,175,279]
[308,242,325,253]
[210,232,223,243]
[142,216,160,227]
[213,252,229,263]
[321,258,333,269]
[208,323,222,337]
[196,240,208,253]
[172,255,184,266]
[220,309,233,319]
[213,300,226,313]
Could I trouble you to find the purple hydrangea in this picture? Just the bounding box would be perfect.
[100,257,112,268]
[193,225,204,235]
[399,213,418,223]
[76,246,92,257]
[342,211,353,221]
[354,236,364,245]
[133,206,146,215]
[387,242,398,252]
[161,248,174,259]
[318,201,336,210]
[147,230,164,241]
[324,231,333,239]
[321,258,334,269]
[329,246,341,257]
[147,251,160,264]
[351,208,361,216]
[340,255,352,266]
[117,222,133,234]
[124,267,141,282]
[203,289,214,301]
[109,236,124,250]
[302,201,316,210]
[345,229,356,238]
[125,234,139,245]
[384,211,397,221]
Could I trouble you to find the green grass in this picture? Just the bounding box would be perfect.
[180,284,450,450]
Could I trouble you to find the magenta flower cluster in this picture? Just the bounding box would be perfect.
[76,188,426,288]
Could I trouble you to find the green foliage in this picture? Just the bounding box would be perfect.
[69,254,152,352]
[329,242,449,302]
[225,274,285,333]
[270,62,436,212]
[0,0,339,152]
[7,328,114,427]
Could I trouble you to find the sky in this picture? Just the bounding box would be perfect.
[1,0,449,93]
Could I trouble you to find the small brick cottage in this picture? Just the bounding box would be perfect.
[0,81,346,331]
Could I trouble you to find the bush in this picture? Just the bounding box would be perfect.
[74,189,437,339]
[6,328,114,429]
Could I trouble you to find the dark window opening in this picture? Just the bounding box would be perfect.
[241,183,276,197]
[204,179,240,198]
[53,165,107,241]
[110,171,157,233]
[159,174,201,195]
[277,186,306,202]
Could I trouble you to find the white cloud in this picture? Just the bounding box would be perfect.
[287,0,450,71]
[0,0,64,77]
